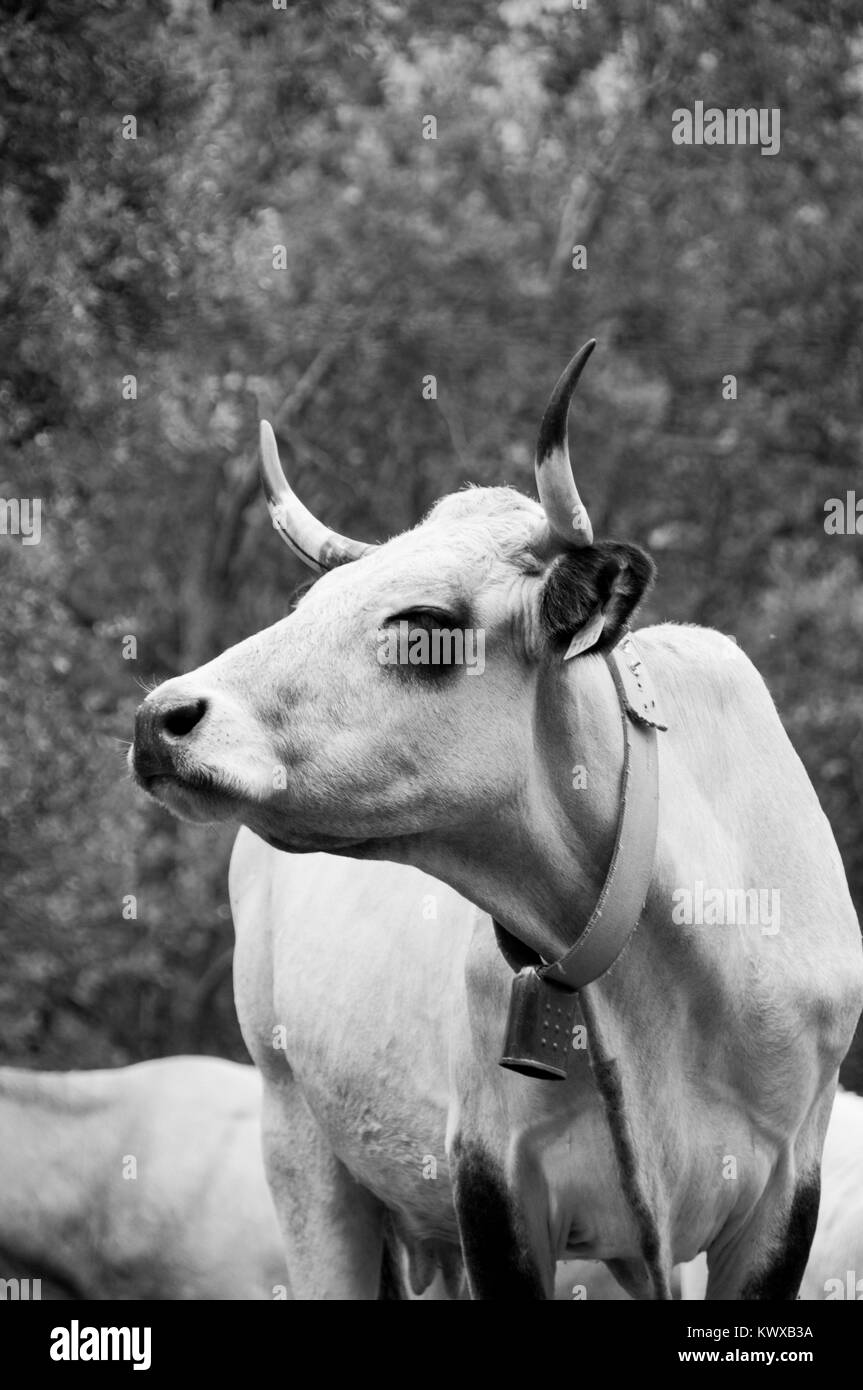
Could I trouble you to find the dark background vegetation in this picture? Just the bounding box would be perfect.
[1,0,861,1079]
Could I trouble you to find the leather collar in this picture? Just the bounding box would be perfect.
[495,633,666,1078]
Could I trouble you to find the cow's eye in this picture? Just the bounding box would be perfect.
[387,608,457,629]
[378,608,471,678]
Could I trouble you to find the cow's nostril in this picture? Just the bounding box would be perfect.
[161,698,208,739]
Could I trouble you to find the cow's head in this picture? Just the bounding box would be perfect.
[131,343,654,943]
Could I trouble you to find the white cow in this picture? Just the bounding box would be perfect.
[800,1088,863,1301]
[562,1088,863,1301]
[0,1056,288,1299]
[133,342,863,1298]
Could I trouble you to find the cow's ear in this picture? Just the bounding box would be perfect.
[540,542,655,656]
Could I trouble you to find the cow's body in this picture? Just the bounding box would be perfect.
[0,1057,288,1299]
[133,345,863,1298]
[232,622,863,1299]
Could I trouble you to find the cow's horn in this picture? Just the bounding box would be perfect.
[535,339,596,548]
[259,420,376,572]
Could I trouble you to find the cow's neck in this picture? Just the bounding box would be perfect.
[410,651,625,963]
[0,1068,106,1294]
[399,650,674,1298]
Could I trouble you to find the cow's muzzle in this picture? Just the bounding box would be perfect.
[132,694,208,781]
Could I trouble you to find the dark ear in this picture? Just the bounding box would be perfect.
[540,541,656,655]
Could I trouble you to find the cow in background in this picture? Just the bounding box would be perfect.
[0,1056,287,1299]
[799,1088,863,1302]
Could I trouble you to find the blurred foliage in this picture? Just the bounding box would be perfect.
[0,0,862,1075]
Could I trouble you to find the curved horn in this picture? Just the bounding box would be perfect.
[259,420,377,572]
[534,339,596,548]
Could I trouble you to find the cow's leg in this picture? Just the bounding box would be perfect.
[704,1172,821,1300]
[261,1073,386,1300]
[449,1133,554,1299]
[704,1089,832,1301]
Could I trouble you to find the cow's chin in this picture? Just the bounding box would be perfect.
[240,811,412,859]
[257,830,387,856]
[136,772,396,857]
[135,773,238,826]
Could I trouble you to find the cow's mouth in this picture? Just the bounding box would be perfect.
[130,750,398,856]
[132,764,380,853]
[130,759,237,824]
